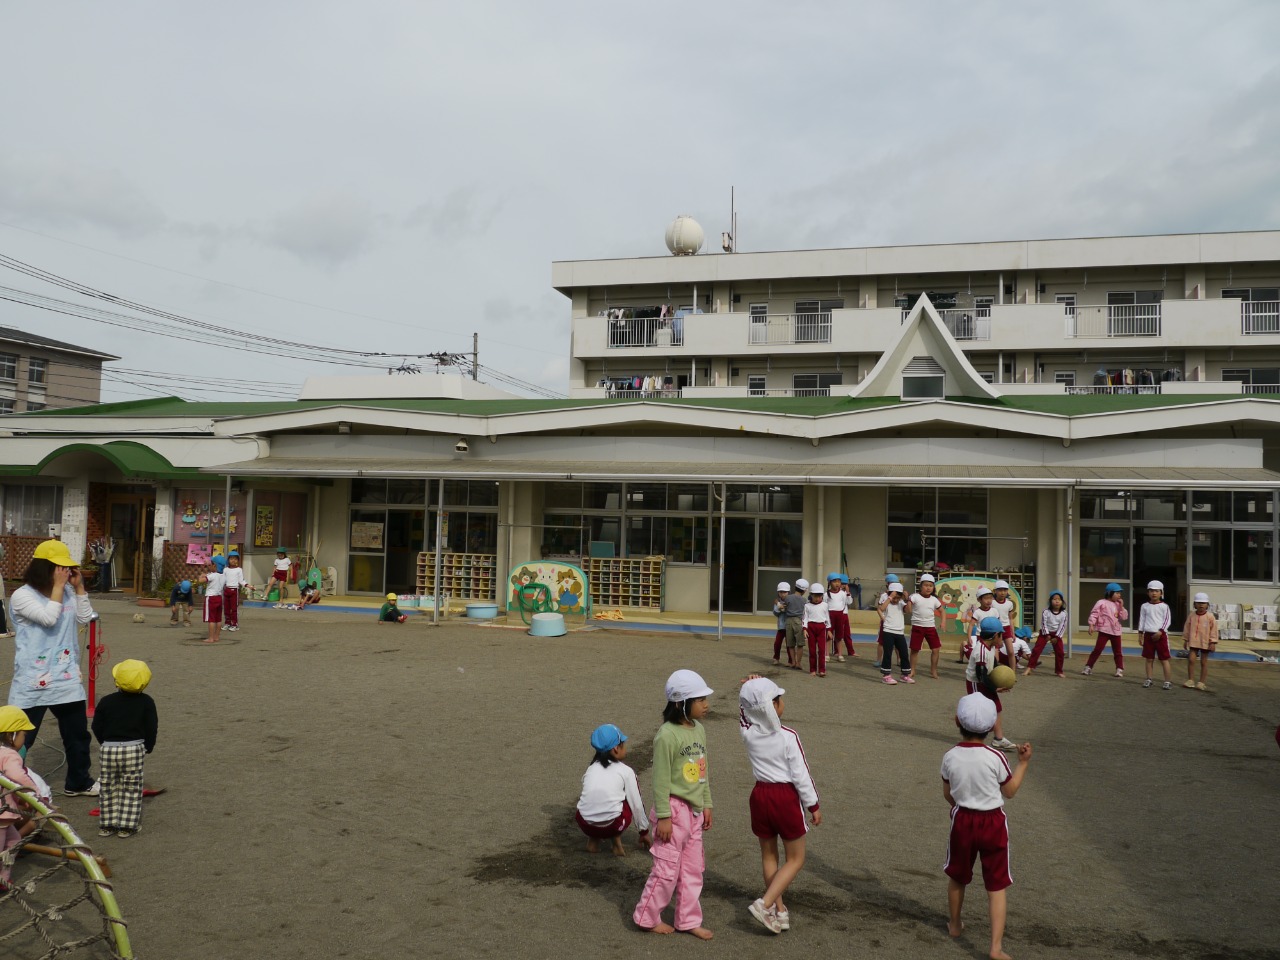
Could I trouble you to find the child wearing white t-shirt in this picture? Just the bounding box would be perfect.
[908,573,944,680]
[878,583,912,684]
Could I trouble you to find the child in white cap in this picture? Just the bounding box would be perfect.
[941,693,1031,960]
[771,582,790,665]
[803,582,831,677]
[633,670,715,940]
[877,582,912,684]
[1137,580,1173,690]
[575,723,650,856]
[908,573,944,680]
[1182,592,1218,690]
[961,586,998,663]
[991,579,1016,653]
[739,676,820,934]
[91,660,158,838]
[781,581,807,669]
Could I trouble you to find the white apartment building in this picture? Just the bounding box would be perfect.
[556,229,1280,397]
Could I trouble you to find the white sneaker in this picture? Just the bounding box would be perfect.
[63,781,100,797]
[749,899,783,934]
[1081,666,1092,676]
[1115,669,1124,678]
[991,737,1017,751]
[770,907,790,931]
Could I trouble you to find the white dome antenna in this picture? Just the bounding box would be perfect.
[665,215,704,256]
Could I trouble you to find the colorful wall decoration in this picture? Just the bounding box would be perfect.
[933,576,1024,636]
[507,560,589,616]
[254,505,276,548]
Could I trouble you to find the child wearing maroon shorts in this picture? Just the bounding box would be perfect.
[575,723,650,856]
[966,617,1017,751]
[908,573,944,679]
[739,677,820,935]
[1137,580,1173,690]
[803,582,830,677]
[941,692,1031,960]
[198,557,226,645]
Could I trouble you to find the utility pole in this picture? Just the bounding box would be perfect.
[472,332,478,380]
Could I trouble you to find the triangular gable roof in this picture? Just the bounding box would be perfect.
[848,295,1000,400]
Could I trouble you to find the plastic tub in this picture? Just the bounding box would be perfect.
[529,612,566,637]
[466,602,499,620]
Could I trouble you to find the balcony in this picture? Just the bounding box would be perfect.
[606,315,684,348]
[1068,303,1162,338]
[937,308,992,341]
[1241,301,1280,335]
[747,313,832,345]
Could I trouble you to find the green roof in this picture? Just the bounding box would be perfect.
[13,392,1271,422]
[0,440,198,479]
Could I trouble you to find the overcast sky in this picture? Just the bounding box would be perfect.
[2,1,1279,402]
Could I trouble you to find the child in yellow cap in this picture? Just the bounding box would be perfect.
[0,704,42,888]
[378,594,408,624]
[90,660,158,839]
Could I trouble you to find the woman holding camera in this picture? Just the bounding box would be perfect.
[7,539,98,796]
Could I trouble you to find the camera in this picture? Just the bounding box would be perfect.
[454,438,469,453]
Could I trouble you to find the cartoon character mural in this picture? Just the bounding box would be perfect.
[935,576,1024,636]
[508,561,589,615]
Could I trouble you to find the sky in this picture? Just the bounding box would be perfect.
[2,0,1279,403]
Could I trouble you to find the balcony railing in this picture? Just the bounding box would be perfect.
[746,387,832,397]
[1241,301,1280,335]
[1069,303,1162,338]
[747,313,832,345]
[606,316,684,348]
[1241,383,1280,395]
[1066,384,1162,396]
[937,308,992,341]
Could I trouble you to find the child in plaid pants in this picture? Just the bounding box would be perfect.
[90,660,158,839]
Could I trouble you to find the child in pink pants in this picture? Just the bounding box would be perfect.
[634,669,715,940]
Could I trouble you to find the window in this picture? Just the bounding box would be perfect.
[1222,368,1280,394]
[0,399,13,415]
[792,373,841,395]
[973,296,994,317]
[748,375,767,396]
[748,303,769,344]
[1054,371,1076,386]
[25,401,45,412]
[0,355,15,381]
[792,300,842,343]
[27,358,46,385]
[1056,293,1076,318]
[1189,488,1276,582]
[1,484,62,537]
[886,487,988,569]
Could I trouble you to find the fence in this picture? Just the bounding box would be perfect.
[1070,304,1162,338]
[1241,301,1280,335]
[747,313,833,345]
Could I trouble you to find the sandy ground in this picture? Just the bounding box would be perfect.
[3,600,1279,960]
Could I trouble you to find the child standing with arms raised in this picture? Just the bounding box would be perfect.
[1084,582,1128,677]
[739,677,820,935]
[826,575,854,662]
[1182,592,1218,690]
[1024,590,1068,678]
[941,692,1032,960]
[1137,580,1173,690]
[634,670,714,940]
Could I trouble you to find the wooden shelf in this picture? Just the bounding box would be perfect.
[416,551,497,601]
[582,556,664,610]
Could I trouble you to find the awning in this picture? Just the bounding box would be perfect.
[0,441,200,480]
[202,458,1280,489]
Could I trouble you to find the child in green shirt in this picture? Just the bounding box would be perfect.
[378,594,408,624]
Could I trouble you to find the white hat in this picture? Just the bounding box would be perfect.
[1147,580,1164,591]
[740,678,784,736]
[888,582,904,593]
[993,579,1010,590]
[976,586,993,598]
[956,693,997,734]
[809,582,825,594]
[1193,592,1210,603]
[776,581,790,592]
[919,573,935,583]
[665,669,714,702]
[795,578,809,591]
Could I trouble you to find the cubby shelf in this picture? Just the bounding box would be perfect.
[582,556,664,610]
[416,551,497,601]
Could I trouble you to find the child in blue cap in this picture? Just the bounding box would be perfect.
[575,723,650,856]
[168,579,194,627]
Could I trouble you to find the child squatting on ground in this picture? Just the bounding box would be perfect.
[0,705,43,891]
[90,660,158,838]
[168,579,194,627]
[1137,580,1173,690]
[1183,591,1218,690]
[738,676,820,935]
[633,669,714,940]
[941,692,1031,960]
[575,723,650,856]
[378,594,408,623]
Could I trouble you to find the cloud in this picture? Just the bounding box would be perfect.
[0,155,166,239]
[404,186,503,239]
[262,194,379,268]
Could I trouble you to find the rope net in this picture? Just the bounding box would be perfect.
[0,775,131,959]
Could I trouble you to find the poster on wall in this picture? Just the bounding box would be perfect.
[933,577,1024,634]
[186,543,213,565]
[350,521,385,550]
[254,506,276,547]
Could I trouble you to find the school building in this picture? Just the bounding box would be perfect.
[1,229,1279,630]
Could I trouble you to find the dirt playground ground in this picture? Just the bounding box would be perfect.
[3,600,1279,960]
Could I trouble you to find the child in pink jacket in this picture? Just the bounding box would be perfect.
[0,706,42,890]
[1084,583,1128,677]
